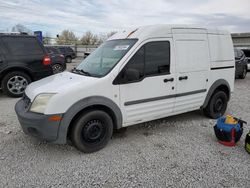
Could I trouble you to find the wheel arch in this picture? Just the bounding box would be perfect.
[202,79,231,109]
[56,96,123,144]
[0,66,34,84]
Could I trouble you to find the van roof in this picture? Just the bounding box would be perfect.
[108,24,230,41]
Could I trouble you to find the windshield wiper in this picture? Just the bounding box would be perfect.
[79,69,91,76]
[72,67,92,76]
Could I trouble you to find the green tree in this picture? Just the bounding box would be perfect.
[80,31,99,45]
[11,24,33,35]
[56,30,78,45]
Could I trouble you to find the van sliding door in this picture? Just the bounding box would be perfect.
[172,29,209,114]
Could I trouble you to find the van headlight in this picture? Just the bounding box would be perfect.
[30,93,56,113]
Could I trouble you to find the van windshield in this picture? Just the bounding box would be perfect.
[75,39,137,77]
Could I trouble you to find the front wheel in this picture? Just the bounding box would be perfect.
[203,91,228,119]
[70,110,113,153]
[1,71,31,97]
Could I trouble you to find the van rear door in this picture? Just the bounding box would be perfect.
[172,29,209,113]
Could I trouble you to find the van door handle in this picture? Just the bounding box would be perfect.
[164,78,174,83]
[179,76,188,81]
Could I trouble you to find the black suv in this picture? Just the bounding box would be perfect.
[234,49,248,79]
[242,49,250,71]
[0,34,53,97]
[45,46,66,74]
[57,46,76,63]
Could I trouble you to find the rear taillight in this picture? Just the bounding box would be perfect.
[43,55,51,65]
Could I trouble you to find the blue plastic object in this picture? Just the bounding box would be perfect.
[217,117,241,132]
[34,31,43,43]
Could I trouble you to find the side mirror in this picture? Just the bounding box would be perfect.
[123,68,140,82]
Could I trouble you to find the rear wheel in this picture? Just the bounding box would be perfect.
[1,71,31,97]
[239,66,247,79]
[70,110,113,153]
[65,56,72,63]
[203,91,228,119]
[52,64,64,74]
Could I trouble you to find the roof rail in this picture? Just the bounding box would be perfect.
[0,32,29,35]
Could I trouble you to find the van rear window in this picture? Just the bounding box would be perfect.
[2,37,43,55]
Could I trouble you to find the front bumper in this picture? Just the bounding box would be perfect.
[15,99,63,142]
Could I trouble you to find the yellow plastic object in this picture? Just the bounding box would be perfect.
[225,115,238,124]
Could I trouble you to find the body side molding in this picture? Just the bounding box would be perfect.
[125,89,207,106]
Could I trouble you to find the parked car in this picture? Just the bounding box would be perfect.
[234,49,248,79]
[45,46,66,74]
[242,49,250,71]
[15,25,235,153]
[83,52,90,59]
[56,46,76,63]
[0,33,53,97]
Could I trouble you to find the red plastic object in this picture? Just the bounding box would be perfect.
[218,128,236,147]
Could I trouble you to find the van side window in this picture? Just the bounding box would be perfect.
[114,41,170,84]
[145,41,170,75]
[124,46,144,78]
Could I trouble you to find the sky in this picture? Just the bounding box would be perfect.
[0,0,250,37]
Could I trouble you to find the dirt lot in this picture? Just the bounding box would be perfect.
[0,61,249,187]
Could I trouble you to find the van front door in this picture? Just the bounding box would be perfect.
[114,39,176,126]
[173,31,209,113]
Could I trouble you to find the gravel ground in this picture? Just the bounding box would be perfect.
[0,62,250,187]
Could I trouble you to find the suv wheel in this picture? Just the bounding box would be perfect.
[65,56,72,63]
[1,71,31,97]
[70,110,113,153]
[239,66,247,79]
[52,64,64,74]
[203,90,228,119]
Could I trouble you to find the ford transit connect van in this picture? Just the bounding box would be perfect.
[15,25,235,153]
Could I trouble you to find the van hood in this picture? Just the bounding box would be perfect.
[25,71,99,101]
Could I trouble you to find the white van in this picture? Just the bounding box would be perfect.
[15,25,235,152]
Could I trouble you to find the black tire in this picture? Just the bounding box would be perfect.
[52,64,64,74]
[70,110,113,153]
[203,91,228,119]
[1,71,31,98]
[65,56,72,63]
[239,66,247,79]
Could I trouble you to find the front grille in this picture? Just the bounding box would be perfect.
[23,94,31,109]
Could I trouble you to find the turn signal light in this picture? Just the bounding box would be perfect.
[48,115,62,121]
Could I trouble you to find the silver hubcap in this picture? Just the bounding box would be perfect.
[52,64,63,73]
[7,76,28,95]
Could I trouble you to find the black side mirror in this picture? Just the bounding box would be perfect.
[113,68,141,85]
[123,68,140,82]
